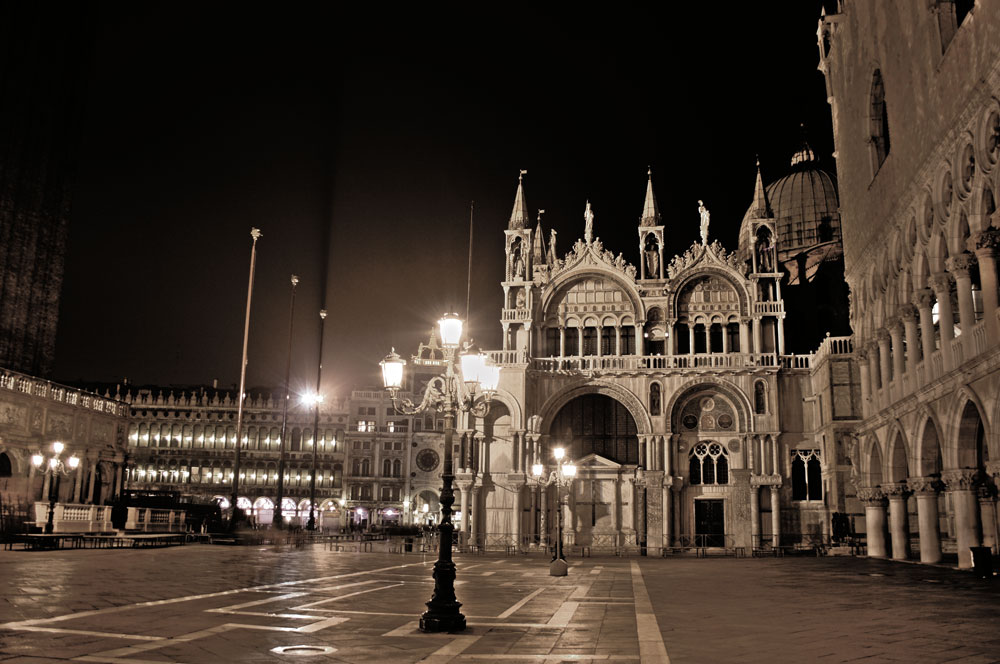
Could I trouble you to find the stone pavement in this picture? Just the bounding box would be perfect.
[0,545,996,663]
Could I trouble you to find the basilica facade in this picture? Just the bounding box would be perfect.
[454,154,858,554]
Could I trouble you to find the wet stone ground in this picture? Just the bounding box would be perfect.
[0,545,997,663]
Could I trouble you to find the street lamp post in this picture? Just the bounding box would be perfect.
[32,442,80,534]
[530,446,577,576]
[307,309,328,531]
[275,274,299,529]
[380,313,500,633]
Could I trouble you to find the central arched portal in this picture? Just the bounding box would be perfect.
[548,394,639,464]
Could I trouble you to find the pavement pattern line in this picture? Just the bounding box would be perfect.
[546,600,579,626]
[496,587,546,619]
[292,582,405,608]
[418,634,482,663]
[630,560,670,664]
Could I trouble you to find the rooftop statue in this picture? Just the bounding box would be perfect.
[584,201,594,244]
[698,200,710,245]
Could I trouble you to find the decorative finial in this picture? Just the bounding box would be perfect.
[519,169,527,182]
[647,165,652,178]
[291,274,300,286]
[250,227,262,240]
[537,209,545,222]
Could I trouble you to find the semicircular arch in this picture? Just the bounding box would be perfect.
[542,269,644,323]
[537,380,652,436]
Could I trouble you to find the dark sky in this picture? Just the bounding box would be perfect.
[53,3,834,398]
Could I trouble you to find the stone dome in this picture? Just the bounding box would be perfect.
[740,143,841,264]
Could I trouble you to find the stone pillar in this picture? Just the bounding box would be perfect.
[611,477,620,544]
[884,483,911,560]
[596,326,603,357]
[750,479,761,546]
[622,475,635,543]
[888,318,905,381]
[753,317,762,354]
[858,487,888,558]
[71,464,83,504]
[644,471,664,549]
[910,477,943,564]
[615,326,622,356]
[947,254,978,335]
[539,485,548,547]
[688,326,695,355]
[510,476,524,551]
[113,465,123,501]
[943,469,981,569]
[529,485,537,541]
[471,486,481,546]
[457,479,471,535]
[559,327,566,357]
[635,323,644,356]
[866,342,881,393]
[929,273,955,370]
[915,289,937,378]
[739,320,749,355]
[722,326,730,353]
[977,486,997,553]
[41,472,51,502]
[877,328,892,386]
[86,460,98,505]
[776,316,786,355]
[899,305,920,373]
[769,485,781,547]
[974,229,1000,343]
[857,349,871,416]
[662,477,672,548]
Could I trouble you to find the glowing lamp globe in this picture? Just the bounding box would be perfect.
[438,313,463,348]
[481,362,501,394]
[553,447,565,460]
[48,457,59,470]
[562,464,577,478]
[31,454,44,468]
[532,463,544,477]
[52,441,64,455]
[380,348,406,391]
[460,351,486,388]
[68,456,80,469]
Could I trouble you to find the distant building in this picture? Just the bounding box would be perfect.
[818,0,1000,567]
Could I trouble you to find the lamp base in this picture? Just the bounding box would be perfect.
[549,558,568,576]
[419,603,467,633]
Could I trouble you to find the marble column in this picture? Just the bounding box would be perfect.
[884,483,911,560]
[86,460,98,505]
[72,464,83,504]
[929,273,955,370]
[877,328,892,386]
[858,487,888,558]
[457,479,471,535]
[511,478,524,551]
[662,477,672,548]
[947,254,978,335]
[914,289,937,379]
[899,304,920,373]
[943,469,980,569]
[857,349,871,416]
[910,477,943,564]
[977,487,997,552]
[529,485,538,542]
[539,486,548,548]
[888,318,905,380]
[770,485,781,547]
[974,229,1000,343]
[866,342,881,393]
[749,479,761,546]
[635,323,644,356]
[688,326,695,355]
[471,486,482,547]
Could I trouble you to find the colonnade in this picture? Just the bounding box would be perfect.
[28,454,123,505]
[859,466,1000,568]
[856,229,1000,411]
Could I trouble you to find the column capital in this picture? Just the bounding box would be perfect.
[973,228,1000,256]
[928,272,952,294]
[856,486,886,505]
[875,328,891,343]
[897,304,918,323]
[855,347,870,361]
[942,468,979,491]
[913,287,936,310]
[908,476,944,495]
[946,253,977,278]
[986,460,1000,481]
[885,316,903,333]
[882,482,912,499]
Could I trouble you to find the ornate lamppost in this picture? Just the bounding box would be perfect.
[32,442,80,534]
[380,313,500,633]
[306,308,328,532]
[531,446,577,576]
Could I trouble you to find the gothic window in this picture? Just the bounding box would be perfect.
[689,442,729,485]
[754,381,767,414]
[791,450,823,500]
[870,69,890,171]
[649,383,662,416]
[621,326,635,355]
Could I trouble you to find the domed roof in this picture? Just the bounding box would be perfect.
[740,143,841,264]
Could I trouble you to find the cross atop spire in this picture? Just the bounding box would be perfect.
[748,157,773,219]
[640,166,661,227]
[509,169,529,230]
[790,124,817,167]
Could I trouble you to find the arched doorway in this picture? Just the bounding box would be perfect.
[416,489,439,526]
[548,394,639,464]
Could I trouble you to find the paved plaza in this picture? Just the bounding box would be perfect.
[0,546,998,663]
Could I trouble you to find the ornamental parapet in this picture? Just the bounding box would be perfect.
[942,468,979,491]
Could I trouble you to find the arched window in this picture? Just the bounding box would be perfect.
[333,463,343,487]
[393,459,402,477]
[0,452,11,477]
[352,458,361,476]
[361,459,371,477]
[791,450,823,500]
[870,69,890,171]
[754,381,767,414]
[382,458,392,477]
[290,427,301,452]
[688,442,729,485]
[649,383,662,416]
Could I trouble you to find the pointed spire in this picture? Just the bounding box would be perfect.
[532,210,547,265]
[749,157,773,218]
[639,166,661,227]
[509,169,529,230]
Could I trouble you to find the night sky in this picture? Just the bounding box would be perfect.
[52,3,835,398]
